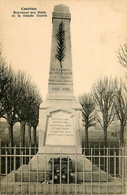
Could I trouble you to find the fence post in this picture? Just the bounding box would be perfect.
[10,142,12,173]
[99,142,100,169]
[124,146,126,192]
[124,146,127,179]
[104,145,105,171]
[25,144,26,164]
[60,149,62,195]
[122,147,125,194]
[99,149,101,194]
[44,147,47,195]
[109,143,110,175]
[89,142,90,156]
[106,147,109,194]
[67,153,69,195]
[119,145,121,176]
[106,147,108,175]
[83,155,85,195]
[0,139,1,192]
[52,153,54,195]
[21,151,23,195]
[20,142,22,166]
[29,144,31,195]
[94,145,95,165]
[90,148,93,195]
[114,150,116,194]
[36,154,39,195]
[13,145,16,195]
[34,144,37,155]
[6,150,8,195]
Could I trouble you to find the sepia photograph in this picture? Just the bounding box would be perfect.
[0,0,127,194]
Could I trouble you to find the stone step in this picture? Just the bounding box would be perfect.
[1,165,30,182]
[1,182,125,194]
[2,169,114,183]
[77,171,113,182]
[17,164,30,171]
[1,161,114,183]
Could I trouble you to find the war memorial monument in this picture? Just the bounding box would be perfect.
[30,5,124,191]
[39,4,83,154]
[39,4,82,153]
[1,4,125,195]
[31,3,92,171]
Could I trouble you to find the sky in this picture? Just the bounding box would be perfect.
[0,0,127,100]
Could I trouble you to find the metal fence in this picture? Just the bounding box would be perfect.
[0,142,127,195]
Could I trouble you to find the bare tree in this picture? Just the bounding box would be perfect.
[0,65,8,117]
[0,53,42,146]
[0,49,24,146]
[117,42,127,68]
[16,73,42,146]
[79,93,96,147]
[3,67,28,146]
[0,47,11,118]
[92,77,116,146]
[2,66,19,146]
[114,79,127,144]
[25,84,42,146]
[15,71,33,146]
[0,46,17,145]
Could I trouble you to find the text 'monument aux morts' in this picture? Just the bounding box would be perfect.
[11,7,47,17]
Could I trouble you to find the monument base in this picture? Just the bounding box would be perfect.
[38,145,82,154]
[38,98,83,153]
[30,153,92,172]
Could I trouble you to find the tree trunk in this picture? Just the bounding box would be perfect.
[20,121,26,147]
[8,123,14,147]
[33,126,37,146]
[120,123,124,145]
[7,122,14,171]
[27,123,31,146]
[7,113,14,147]
[85,126,89,148]
[104,126,107,147]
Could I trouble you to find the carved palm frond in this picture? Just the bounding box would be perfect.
[55,21,65,72]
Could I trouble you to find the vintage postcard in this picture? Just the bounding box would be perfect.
[0,0,127,194]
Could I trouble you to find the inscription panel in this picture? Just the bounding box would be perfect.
[48,85,73,94]
[45,111,75,145]
[49,68,72,83]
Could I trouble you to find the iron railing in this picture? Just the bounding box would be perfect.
[0,142,126,195]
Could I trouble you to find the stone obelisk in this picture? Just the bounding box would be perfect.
[47,4,74,101]
[31,4,92,172]
[38,4,82,154]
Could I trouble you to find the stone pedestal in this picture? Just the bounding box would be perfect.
[38,99,82,154]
